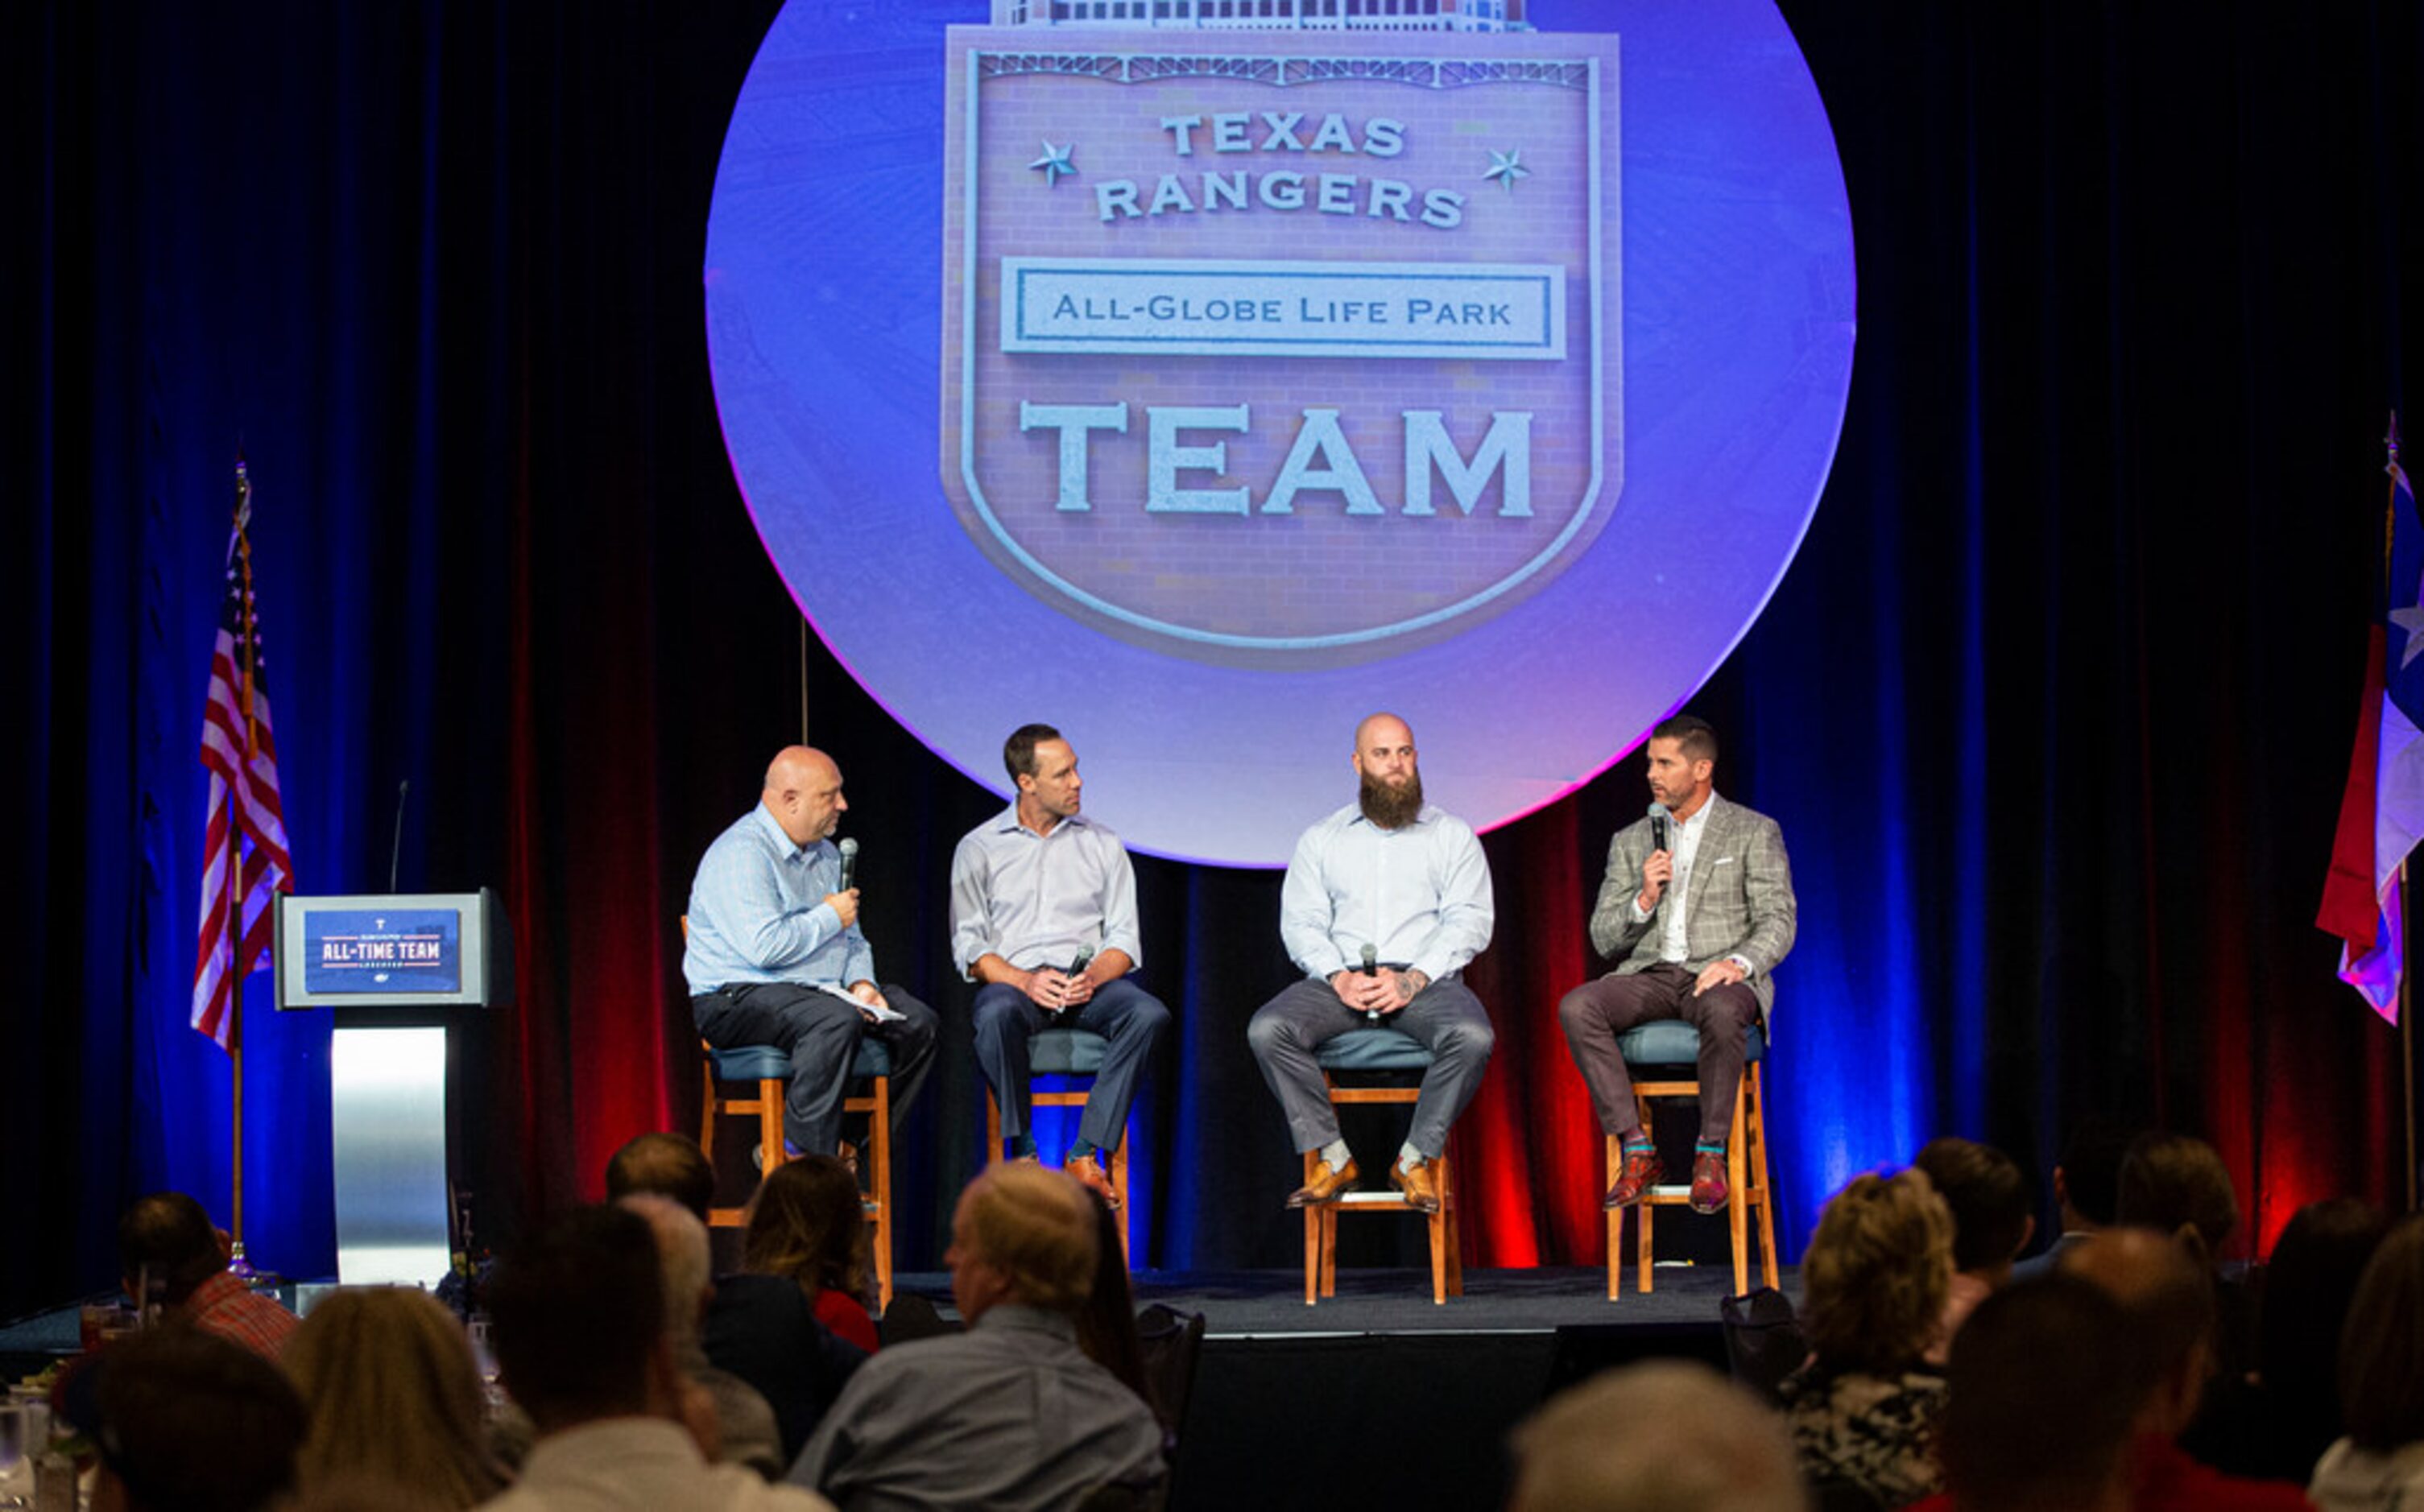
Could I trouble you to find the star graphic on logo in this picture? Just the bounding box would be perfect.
[1029,141,1078,188]
[1483,147,1531,192]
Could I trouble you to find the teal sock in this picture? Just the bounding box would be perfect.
[1012,1133,1039,1159]
[1695,1141,1726,1156]
[1621,1134,1653,1154]
[1068,1138,1098,1162]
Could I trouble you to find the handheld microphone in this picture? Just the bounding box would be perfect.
[835,837,858,891]
[388,779,410,894]
[1360,944,1380,1022]
[1065,944,1095,978]
[1648,801,1671,855]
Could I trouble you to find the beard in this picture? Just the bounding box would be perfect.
[1359,770,1425,830]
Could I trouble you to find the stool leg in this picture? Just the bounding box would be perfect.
[870,1075,892,1314]
[1605,1135,1622,1301]
[757,1079,784,1182]
[1727,1082,1751,1297]
[1442,1154,1462,1299]
[1111,1126,1131,1264]
[1321,1204,1338,1297]
[986,1088,1001,1166]
[700,1063,718,1159]
[1750,1066,1779,1288]
[1303,1152,1322,1307]
[1636,1093,1656,1295]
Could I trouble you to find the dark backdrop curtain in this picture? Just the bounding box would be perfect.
[10,0,2421,1318]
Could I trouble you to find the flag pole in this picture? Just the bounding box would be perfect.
[229,465,258,1271]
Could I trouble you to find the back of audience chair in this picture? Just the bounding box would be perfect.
[1719,1286,1808,1407]
[1133,1303,1207,1464]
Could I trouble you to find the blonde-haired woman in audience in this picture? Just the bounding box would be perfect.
[283,1287,509,1507]
[2309,1215,2424,1511]
[1780,1167,1955,1510]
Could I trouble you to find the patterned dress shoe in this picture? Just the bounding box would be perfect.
[1388,1159,1442,1213]
[1603,1145,1662,1208]
[1285,1157,1360,1208]
[1690,1149,1731,1214]
[1066,1153,1121,1209]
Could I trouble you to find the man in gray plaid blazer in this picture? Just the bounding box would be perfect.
[1558,715,1795,1214]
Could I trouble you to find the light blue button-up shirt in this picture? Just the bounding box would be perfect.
[1278,801,1495,985]
[682,804,874,995]
[949,806,1143,978]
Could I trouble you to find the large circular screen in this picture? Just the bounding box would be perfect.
[705,0,1853,865]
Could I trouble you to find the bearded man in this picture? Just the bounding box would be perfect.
[1243,713,1496,1213]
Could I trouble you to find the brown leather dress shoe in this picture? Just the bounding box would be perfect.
[1066,1153,1121,1209]
[1285,1157,1359,1208]
[1388,1159,1442,1213]
[1603,1145,1662,1208]
[1690,1149,1730,1214]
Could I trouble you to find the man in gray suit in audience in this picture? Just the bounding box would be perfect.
[1559,714,1796,1215]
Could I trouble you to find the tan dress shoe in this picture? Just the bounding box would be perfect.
[1388,1158,1442,1213]
[1066,1153,1122,1208]
[1285,1157,1360,1208]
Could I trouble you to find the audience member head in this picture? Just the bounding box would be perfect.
[1071,1188,1155,1419]
[1801,1169,1954,1375]
[742,1153,868,1302]
[2051,1117,2132,1233]
[2260,1198,2388,1445]
[947,1162,1098,1325]
[2061,1225,2215,1436]
[618,1193,715,1349]
[2338,1213,2424,1455]
[487,1204,671,1434]
[2115,1132,2237,1262]
[89,1321,307,1512]
[604,1132,716,1223]
[1508,1359,1806,1512]
[1913,1137,2034,1278]
[117,1192,228,1307]
[282,1287,503,1508]
[1938,1276,2141,1512]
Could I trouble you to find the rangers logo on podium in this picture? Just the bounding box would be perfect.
[942,5,1620,667]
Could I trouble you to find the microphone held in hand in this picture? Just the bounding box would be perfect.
[1065,944,1095,979]
[1648,801,1671,856]
[836,836,858,892]
[1361,944,1381,1022]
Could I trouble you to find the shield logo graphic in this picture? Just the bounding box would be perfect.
[942,23,1622,668]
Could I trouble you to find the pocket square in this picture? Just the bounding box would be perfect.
[1711,856,1738,867]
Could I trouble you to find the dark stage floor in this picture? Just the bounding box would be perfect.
[5,1263,1800,1510]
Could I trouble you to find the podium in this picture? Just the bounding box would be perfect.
[275,890,512,1286]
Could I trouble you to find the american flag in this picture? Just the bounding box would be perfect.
[191,461,293,1049]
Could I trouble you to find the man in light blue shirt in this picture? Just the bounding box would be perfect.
[1247,713,1495,1214]
[685,746,938,1163]
[950,725,1168,1210]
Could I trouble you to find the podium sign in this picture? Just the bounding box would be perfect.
[275,890,512,1287]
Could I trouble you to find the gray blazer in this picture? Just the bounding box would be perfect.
[1586,793,1797,1016]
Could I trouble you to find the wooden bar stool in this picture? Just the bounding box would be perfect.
[698,1036,897,1312]
[984,1026,1132,1262]
[1301,1027,1463,1307]
[1603,1020,1777,1299]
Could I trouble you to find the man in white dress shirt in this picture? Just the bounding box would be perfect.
[1245,713,1495,1214]
[950,724,1169,1208]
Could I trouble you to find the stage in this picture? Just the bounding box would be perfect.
[2,1262,1796,1509]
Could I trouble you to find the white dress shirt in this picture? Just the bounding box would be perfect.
[1278,802,1495,984]
[948,807,1143,977]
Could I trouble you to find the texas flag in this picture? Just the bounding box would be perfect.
[2321,426,2422,1022]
